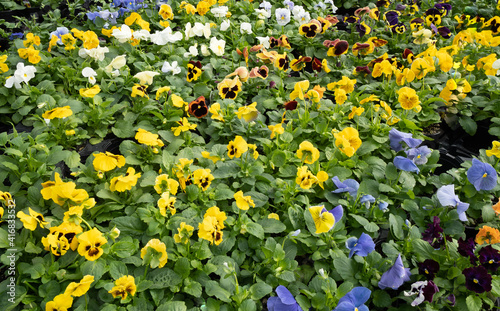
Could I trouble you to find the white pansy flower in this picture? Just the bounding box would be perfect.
[79,46,109,61]
[132,29,151,41]
[105,55,126,76]
[240,22,253,34]
[134,71,160,85]
[295,11,311,24]
[5,62,37,89]
[220,20,231,31]
[256,36,271,49]
[211,6,228,17]
[255,8,271,19]
[292,5,305,16]
[82,67,97,85]
[150,27,183,45]
[184,44,199,58]
[112,24,133,43]
[492,59,500,75]
[209,37,225,56]
[275,8,291,26]
[161,61,181,75]
[192,22,211,39]
[201,44,210,56]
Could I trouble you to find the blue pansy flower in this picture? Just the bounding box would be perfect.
[267,285,303,311]
[394,156,420,173]
[378,201,389,211]
[9,32,24,40]
[333,287,371,311]
[331,176,359,197]
[346,233,375,258]
[467,158,497,191]
[360,195,375,208]
[406,146,432,165]
[378,254,411,290]
[389,129,422,152]
[436,185,470,221]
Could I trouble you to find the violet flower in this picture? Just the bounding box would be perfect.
[406,146,432,165]
[346,233,375,258]
[467,158,497,191]
[458,237,477,264]
[378,254,411,290]
[436,185,470,221]
[360,195,375,208]
[389,129,422,152]
[479,245,500,272]
[267,285,303,311]
[422,216,450,249]
[462,266,492,293]
[333,287,371,311]
[418,259,440,280]
[331,176,359,197]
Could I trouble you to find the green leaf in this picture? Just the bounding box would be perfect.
[372,290,392,308]
[246,222,264,239]
[333,257,356,283]
[250,282,272,300]
[389,214,404,240]
[110,216,147,236]
[157,301,187,311]
[214,184,234,201]
[0,228,11,248]
[64,151,81,168]
[350,214,379,232]
[271,150,287,167]
[80,259,108,282]
[174,257,190,279]
[25,242,42,254]
[412,239,437,261]
[97,189,122,203]
[109,261,128,279]
[184,279,202,297]
[238,300,256,311]
[148,268,182,290]
[257,218,286,233]
[459,116,477,136]
[204,280,231,302]
[466,295,482,311]
[482,204,496,222]
[385,162,398,180]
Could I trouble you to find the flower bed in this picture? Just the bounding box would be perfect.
[1,0,500,310]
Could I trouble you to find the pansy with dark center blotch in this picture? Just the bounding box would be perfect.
[275,53,290,70]
[418,259,440,280]
[186,61,202,82]
[479,245,500,272]
[425,8,442,26]
[188,96,208,118]
[327,40,349,56]
[376,0,391,8]
[356,21,371,37]
[391,22,407,34]
[269,36,280,48]
[434,2,452,16]
[484,16,500,35]
[462,266,492,293]
[299,22,319,38]
[290,56,312,71]
[410,17,424,31]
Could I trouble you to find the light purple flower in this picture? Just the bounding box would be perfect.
[436,185,469,221]
[378,254,411,290]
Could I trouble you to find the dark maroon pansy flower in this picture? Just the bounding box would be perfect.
[284,100,298,110]
[384,11,400,26]
[188,96,208,118]
[479,245,500,272]
[462,266,492,293]
[312,58,322,72]
[458,237,477,264]
[422,281,439,303]
[355,66,371,75]
[418,259,440,280]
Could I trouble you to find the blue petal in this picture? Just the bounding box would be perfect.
[268,297,278,311]
[436,185,458,207]
[276,285,296,305]
[378,254,411,290]
[457,201,470,221]
[346,237,358,250]
[356,233,375,257]
[360,195,375,204]
[467,159,498,191]
[329,205,344,225]
[350,287,372,306]
[394,156,420,173]
[333,301,356,311]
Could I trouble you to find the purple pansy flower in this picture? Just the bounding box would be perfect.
[378,254,411,290]
[331,176,359,197]
[333,287,371,311]
[462,266,492,293]
[479,245,500,272]
[436,185,470,221]
[394,156,420,173]
[389,129,423,152]
[378,201,389,211]
[458,237,477,264]
[406,146,432,165]
[346,233,375,258]
[267,285,303,311]
[360,195,375,208]
[467,158,497,191]
[418,259,440,280]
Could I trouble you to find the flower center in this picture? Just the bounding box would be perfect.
[489,259,494,264]
[473,278,479,284]
[425,269,429,274]
[483,173,488,178]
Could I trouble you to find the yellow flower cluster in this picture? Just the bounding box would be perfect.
[198,206,226,245]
